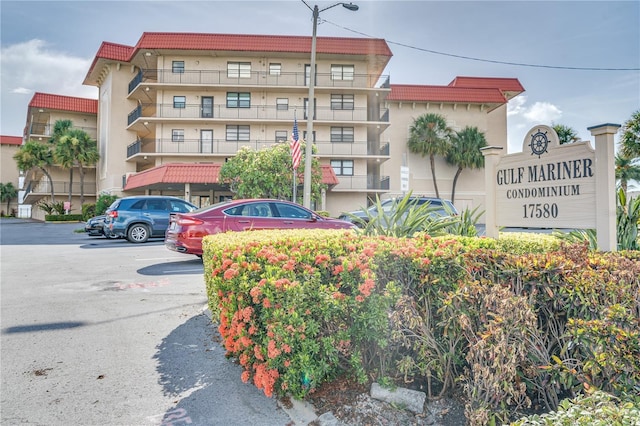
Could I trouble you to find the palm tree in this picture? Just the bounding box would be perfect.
[552,124,578,144]
[615,154,640,196]
[407,113,452,199]
[0,182,18,215]
[446,126,487,204]
[13,141,56,202]
[620,110,640,159]
[59,129,99,206]
[50,120,74,206]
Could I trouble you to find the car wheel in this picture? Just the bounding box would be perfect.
[127,224,150,243]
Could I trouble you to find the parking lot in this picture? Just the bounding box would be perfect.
[0,219,292,425]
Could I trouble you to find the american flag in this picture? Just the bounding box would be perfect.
[290,117,301,170]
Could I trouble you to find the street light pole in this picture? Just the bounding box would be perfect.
[302,2,358,209]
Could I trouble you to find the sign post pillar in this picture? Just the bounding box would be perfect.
[480,146,503,239]
[588,123,620,252]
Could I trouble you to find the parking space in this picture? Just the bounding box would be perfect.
[0,219,290,425]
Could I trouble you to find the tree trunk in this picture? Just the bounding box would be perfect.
[451,167,462,204]
[429,154,440,199]
[41,167,55,203]
[79,166,85,206]
[68,168,74,209]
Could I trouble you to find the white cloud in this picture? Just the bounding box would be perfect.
[524,102,563,123]
[507,96,527,117]
[11,87,33,95]
[1,39,96,98]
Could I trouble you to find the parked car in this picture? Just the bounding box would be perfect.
[104,196,197,243]
[84,215,107,237]
[338,196,459,227]
[165,199,355,256]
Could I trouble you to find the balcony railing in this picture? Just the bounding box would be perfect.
[127,103,389,124]
[127,138,391,158]
[128,69,390,94]
[333,175,390,191]
[23,180,97,198]
[28,123,98,139]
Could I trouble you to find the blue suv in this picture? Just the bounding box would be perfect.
[104,196,197,243]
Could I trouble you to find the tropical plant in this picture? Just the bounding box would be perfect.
[56,128,99,206]
[615,153,640,196]
[0,182,18,215]
[620,109,640,159]
[51,120,75,206]
[446,126,487,203]
[616,188,640,250]
[407,113,452,199]
[219,142,325,203]
[444,205,483,237]
[351,192,457,238]
[13,140,56,202]
[553,228,598,251]
[95,193,118,215]
[552,123,579,144]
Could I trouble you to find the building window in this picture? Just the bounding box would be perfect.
[276,98,289,111]
[173,96,186,108]
[331,64,355,81]
[172,129,185,142]
[275,130,288,143]
[331,160,354,176]
[303,131,316,142]
[330,127,354,143]
[227,62,251,78]
[226,125,250,141]
[331,94,354,110]
[172,61,185,74]
[227,92,251,108]
[269,63,281,76]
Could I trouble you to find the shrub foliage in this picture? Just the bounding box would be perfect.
[203,230,640,425]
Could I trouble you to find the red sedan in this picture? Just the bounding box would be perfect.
[165,199,355,256]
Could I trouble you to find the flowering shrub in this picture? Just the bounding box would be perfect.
[202,228,639,425]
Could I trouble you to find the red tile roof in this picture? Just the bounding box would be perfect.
[387,84,507,104]
[124,163,339,190]
[134,32,392,57]
[29,93,97,114]
[0,135,22,146]
[448,76,525,94]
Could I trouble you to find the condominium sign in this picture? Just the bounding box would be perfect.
[495,125,595,228]
[482,123,619,251]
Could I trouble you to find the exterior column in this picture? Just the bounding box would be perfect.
[480,146,503,239]
[588,123,620,252]
[184,183,191,202]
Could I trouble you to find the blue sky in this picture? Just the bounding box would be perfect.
[1,0,638,154]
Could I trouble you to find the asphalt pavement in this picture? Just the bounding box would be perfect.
[0,218,307,425]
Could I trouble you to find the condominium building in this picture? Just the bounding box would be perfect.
[0,135,22,216]
[20,93,98,220]
[16,32,523,218]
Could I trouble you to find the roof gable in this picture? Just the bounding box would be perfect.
[0,135,22,146]
[134,32,392,57]
[388,84,507,104]
[28,93,97,114]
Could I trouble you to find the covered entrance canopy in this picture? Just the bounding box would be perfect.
[123,162,339,193]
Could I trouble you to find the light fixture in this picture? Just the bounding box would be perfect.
[143,121,149,126]
[302,1,359,209]
[145,52,152,57]
[145,87,150,92]
[38,109,44,113]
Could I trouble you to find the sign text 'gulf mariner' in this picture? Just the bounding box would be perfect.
[494,125,596,228]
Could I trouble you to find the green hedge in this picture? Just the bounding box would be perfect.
[45,214,83,222]
[202,230,639,425]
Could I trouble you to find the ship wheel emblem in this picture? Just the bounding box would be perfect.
[529,130,549,158]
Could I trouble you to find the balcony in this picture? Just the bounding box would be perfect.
[22,180,97,204]
[127,103,389,125]
[128,69,390,94]
[333,175,390,192]
[127,138,390,159]
[28,123,98,139]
